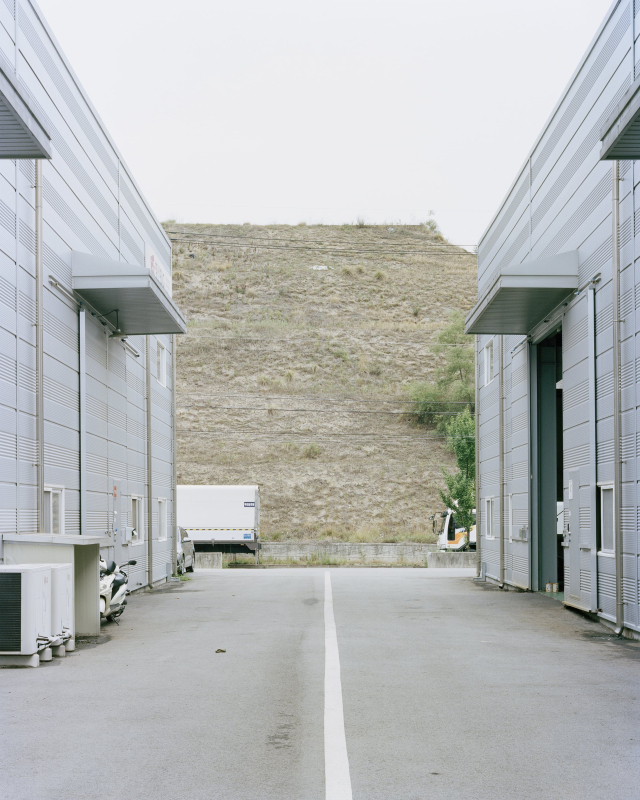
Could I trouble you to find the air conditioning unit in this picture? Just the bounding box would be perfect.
[0,564,53,668]
[46,563,74,655]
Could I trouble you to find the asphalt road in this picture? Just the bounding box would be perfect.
[2,567,639,800]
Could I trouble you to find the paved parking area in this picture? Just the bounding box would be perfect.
[1,567,639,799]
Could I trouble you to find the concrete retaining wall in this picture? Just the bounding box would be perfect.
[196,544,477,568]
[260,542,436,564]
[195,552,223,569]
[426,551,477,569]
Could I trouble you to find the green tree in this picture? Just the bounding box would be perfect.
[433,310,474,404]
[438,407,476,533]
[408,310,474,425]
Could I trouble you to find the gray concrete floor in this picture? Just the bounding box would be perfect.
[1,568,639,800]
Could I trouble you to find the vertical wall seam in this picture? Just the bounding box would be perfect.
[529,155,533,256]
[499,334,505,586]
[475,334,480,576]
[612,161,624,632]
[14,157,19,538]
[526,341,532,590]
[79,308,86,535]
[171,334,177,576]
[146,335,153,588]
[588,283,598,612]
[35,158,43,532]
[633,2,639,625]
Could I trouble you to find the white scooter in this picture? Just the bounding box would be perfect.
[100,558,136,623]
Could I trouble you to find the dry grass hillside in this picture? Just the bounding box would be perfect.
[166,222,478,542]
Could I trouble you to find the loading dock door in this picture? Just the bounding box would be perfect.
[537,343,561,588]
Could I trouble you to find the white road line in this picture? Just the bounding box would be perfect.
[324,571,353,800]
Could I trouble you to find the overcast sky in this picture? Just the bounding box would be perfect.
[39,0,612,245]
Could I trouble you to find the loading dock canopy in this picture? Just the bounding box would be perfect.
[465,251,578,335]
[601,74,640,159]
[72,252,187,335]
[0,65,52,159]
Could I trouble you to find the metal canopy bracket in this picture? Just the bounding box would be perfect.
[465,251,578,335]
[600,75,640,160]
[0,66,52,159]
[72,251,186,336]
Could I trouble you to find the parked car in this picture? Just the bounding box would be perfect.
[177,527,196,574]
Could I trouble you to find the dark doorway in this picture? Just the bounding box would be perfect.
[534,330,564,594]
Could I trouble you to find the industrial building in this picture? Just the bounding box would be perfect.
[0,0,185,630]
[467,0,640,638]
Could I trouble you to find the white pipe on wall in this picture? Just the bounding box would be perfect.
[35,160,44,533]
[79,308,86,536]
[475,334,481,578]
[612,161,624,634]
[499,334,505,587]
[171,333,178,577]
[146,335,153,588]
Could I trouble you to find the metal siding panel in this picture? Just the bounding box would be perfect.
[532,62,632,241]
[42,166,117,260]
[0,2,173,587]
[478,170,530,284]
[18,4,119,190]
[534,166,613,260]
[479,213,531,300]
[16,60,119,243]
[478,2,631,297]
[531,6,631,192]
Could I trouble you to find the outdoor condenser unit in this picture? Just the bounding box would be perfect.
[46,563,74,655]
[0,564,53,668]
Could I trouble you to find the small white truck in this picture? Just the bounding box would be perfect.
[177,485,260,555]
[434,508,476,551]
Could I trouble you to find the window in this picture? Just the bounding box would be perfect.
[598,485,614,554]
[508,494,513,542]
[158,498,167,541]
[131,496,144,544]
[484,340,494,385]
[156,340,166,386]
[44,487,64,534]
[447,515,458,541]
[485,497,495,539]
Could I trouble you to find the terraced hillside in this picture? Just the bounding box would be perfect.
[167,223,477,542]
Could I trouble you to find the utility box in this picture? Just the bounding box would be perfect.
[47,563,74,651]
[2,534,107,636]
[0,564,52,667]
[177,485,260,554]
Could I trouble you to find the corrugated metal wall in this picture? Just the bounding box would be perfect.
[0,1,176,582]
[476,1,640,632]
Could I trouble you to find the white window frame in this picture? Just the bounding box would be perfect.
[485,497,495,540]
[130,495,144,546]
[158,497,167,542]
[508,493,513,543]
[484,339,494,386]
[598,484,615,556]
[156,340,166,387]
[44,486,65,535]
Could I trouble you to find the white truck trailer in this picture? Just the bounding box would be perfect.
[177,485,260,555]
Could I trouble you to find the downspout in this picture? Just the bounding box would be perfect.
[498,334,505,587]
[612,161,624,634]
[171,334,178,577]
[475,334,481,577]
[79,308,86,535]
[35,160,44,532]
[146,335,153,589]
[587,280,598,613]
